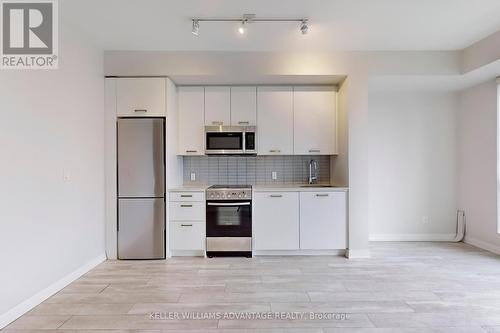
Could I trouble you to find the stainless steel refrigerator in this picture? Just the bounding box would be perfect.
[117,118,165,259]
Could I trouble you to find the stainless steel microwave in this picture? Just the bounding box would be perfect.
[205,126,256,155]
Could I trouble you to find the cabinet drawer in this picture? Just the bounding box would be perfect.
[169,201,204,221]
[170,222,205,250]
[169,191,205,202]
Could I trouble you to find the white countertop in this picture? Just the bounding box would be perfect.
[168,185,209,192]
[252,184,348,192]
[170,184,348,192]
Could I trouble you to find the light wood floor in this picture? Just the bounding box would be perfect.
[4,242,500,332]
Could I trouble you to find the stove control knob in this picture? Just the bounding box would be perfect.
[227,194,231,198]
[238,194,242,198]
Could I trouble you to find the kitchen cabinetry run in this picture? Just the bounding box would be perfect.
[257,86,294,155]
[299,191,347,249]
[231,86,257,126]
[293,86,337,155]
[178,87,205,155]
[176,85,338,156]
[169,191,205,253]
[116,78,166,116]
[205,86,230,126]
[253,189,347,252]
[253,192,300,250]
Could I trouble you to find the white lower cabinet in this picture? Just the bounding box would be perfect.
[253,192,300,250]
[299,191,347,250]
[169,191,205,253]
[170,222,205,250]
[253,190,347,253]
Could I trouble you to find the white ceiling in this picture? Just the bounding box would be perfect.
[62,0,500,52]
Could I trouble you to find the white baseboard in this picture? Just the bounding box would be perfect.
[369,233,456,242]
[254,249,346,256]
[346,248,371,258]
[170,250,205,257]
[0,253,106,330]
[464,236,500,256]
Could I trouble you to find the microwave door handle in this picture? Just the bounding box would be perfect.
[242,131,246,153]
[207,202,251,206]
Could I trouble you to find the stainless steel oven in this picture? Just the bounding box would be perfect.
[206,185,252,257]
[205,126,256,155]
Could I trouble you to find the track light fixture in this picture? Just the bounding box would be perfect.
[191,14,309,36]
[238,20,247,34]
[300,20,309,35]
[192,19,199,36]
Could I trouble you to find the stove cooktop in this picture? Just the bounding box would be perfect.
[206,185,252,200]
[208,185,251,190]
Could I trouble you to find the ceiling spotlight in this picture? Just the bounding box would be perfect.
[238,20,247,34]
[192,19,199,36]
[300,20,309,35]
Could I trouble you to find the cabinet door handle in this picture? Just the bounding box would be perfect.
[134,109,147,113]
[180,204,193,207]
[180,194,193,198]
[309,149,320,153]
[316,194,329,197]
[269,149,281,153]
[181,224,193,227]
[269,194,283,198]
[186,150,197,153]
[238,121,250,125]
[212,121,223,125]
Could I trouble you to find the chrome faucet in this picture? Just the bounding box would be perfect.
[308,159,318,184]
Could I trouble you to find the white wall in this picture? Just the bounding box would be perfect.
[368,90,458,240]
[0,23,105,326]
[331,79,349,187]
[457,80,500,253]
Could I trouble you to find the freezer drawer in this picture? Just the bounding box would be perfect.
[118,198,165,259]
[117,118,165,197]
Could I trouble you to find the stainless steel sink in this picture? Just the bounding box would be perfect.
[299,185,334,188]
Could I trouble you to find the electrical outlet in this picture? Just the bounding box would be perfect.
[422,215,429,224]
[190,173,196,181]
[63,169,71,183]
[272,171,277,180]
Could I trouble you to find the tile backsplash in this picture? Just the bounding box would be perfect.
[183,155,330,185]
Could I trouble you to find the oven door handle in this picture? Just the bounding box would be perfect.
[207,202,251,206]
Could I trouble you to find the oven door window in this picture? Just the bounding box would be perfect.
[206,201,252,237]
[206,132,243,151]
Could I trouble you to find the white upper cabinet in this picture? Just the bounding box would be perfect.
[178,86,205,155]
[257,86,294,155]
[293,86,337,155]
[116,78,166,116]
[299,191,347,250]
[230,86,257,126]
[205,86,230,126]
